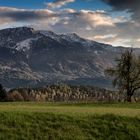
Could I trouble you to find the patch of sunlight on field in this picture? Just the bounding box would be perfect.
[0,102,139,117]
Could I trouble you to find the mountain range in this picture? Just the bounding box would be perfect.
[0,27,139,89]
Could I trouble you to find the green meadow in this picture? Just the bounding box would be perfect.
[0,102,140,140]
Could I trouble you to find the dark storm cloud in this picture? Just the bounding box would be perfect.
[102,0,139,10]
[102,0,140,21]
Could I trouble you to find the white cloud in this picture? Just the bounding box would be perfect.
[46,0,75,9]
[93,34,117,40]
[79,10,115,27]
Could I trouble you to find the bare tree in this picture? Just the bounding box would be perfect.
[106,49,140,102]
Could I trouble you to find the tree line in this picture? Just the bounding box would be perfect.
[4,85,120,102]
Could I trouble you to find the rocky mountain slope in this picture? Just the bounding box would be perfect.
[0,27,139,88]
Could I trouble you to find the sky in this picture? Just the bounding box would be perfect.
[0,0,140,47]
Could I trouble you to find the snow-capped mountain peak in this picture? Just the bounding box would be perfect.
[60,32,83,42]
[40,30,61,42]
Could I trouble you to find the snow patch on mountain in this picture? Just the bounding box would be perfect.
[15,38,39,52]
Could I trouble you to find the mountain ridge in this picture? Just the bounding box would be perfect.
[0,27,139,88]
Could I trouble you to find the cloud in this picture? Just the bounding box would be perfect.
[46,0,75,9]
[0,6,140,47]
[99,0,140,46]
[77,10,115,27]
[0,7,116,28]
[0,7,55,21]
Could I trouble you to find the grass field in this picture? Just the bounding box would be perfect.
[0,102,140,140]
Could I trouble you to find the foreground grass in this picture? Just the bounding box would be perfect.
[0,102,140,117]
[0,102,139,140]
